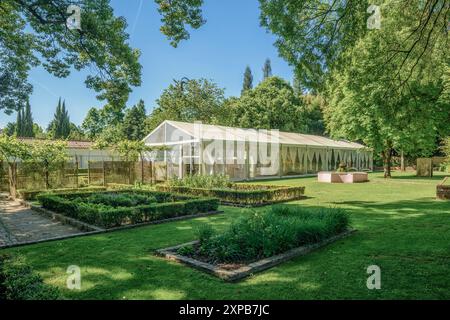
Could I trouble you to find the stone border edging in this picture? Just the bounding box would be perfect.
[0,200,224,249]
[156,229,356,282]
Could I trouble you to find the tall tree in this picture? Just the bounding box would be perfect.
[23,100,34,137]
[0,0,141,115]
[147,78,226,131]
[48,98,71,139]
[262,58,272,79]
[242,66,253,95]
[323,13,449,178]
[82,107,107,140]
[230,76,305,132]
[122,100,147,141]
[15,107,23,137]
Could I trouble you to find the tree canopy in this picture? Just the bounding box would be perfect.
[228,76,305,132]
[0,0,142,114]
[146,78,226,131]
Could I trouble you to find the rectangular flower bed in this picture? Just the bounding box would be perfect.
[37,190,219,229]
[156,206,353,281]
[18,186,107,201]
[155,184,305,207]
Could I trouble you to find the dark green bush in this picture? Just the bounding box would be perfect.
[37,191,219,228]
[0,254,61,300]
[193,206,350,263]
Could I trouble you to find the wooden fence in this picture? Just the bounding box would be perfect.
[0,160,167,192]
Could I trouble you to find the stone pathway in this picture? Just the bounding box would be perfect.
[0,195,81,247]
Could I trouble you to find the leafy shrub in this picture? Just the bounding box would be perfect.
[86,192,156,207]
[0,254,61,300]
[168,174,232,189]
[193,206,350,263]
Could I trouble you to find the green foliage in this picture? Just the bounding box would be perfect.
[242,66,253,94]
[146,78,226,132]
[0,0,141,114]
[167,174,232,189]
[0,254,61,300]
[82,107,108,140]
[37,190,219,228]
[230,76,306,132]
[86,192,157,207]
[443,137,450,165]
[156,0,206,47]
[156,183,305,206]
[47,99,71,139]
[0,134,31,163]
[122,100,147,141]
[192,206,350,263]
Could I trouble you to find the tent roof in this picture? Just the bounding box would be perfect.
[147,120,367,150]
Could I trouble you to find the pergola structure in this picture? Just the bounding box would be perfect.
[143,120,373,181]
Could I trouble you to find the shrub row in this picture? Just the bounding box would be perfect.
[0,254,61,300]
[18,186,107,201]
[179,206,350,264]
[156,184,305,206]
[37,191,219,229]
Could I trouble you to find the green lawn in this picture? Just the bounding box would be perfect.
[2,171,450,300]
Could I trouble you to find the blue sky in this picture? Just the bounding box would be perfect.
[0,0,293,128]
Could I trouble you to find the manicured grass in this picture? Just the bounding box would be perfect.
[2,171,450,299]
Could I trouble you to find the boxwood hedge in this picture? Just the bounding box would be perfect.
[155,184,305,206]
[37,190,219,229]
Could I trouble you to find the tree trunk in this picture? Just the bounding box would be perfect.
[45,168,50,190]
[8,162,17,199]
[400,151,405,172]
[382,148,393,178]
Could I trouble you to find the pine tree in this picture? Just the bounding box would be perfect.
[242,66,253,95]
[23,101,34,137]
[262,59,272,79]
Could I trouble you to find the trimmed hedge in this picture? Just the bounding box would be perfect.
[155,183,305,206]
[0,254,61,300]
[37,190,219,228]
[18,186,107,201]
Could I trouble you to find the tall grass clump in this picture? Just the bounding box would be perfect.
[190,205,350,263]
[167,174,232,189]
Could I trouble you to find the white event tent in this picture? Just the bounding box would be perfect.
[143,120,373,181]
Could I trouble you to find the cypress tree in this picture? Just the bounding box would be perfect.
[16,108,23,137]
[262,59,272,79]
[49,98,71,139]
[23,101,34,137]
[242,66,253,95]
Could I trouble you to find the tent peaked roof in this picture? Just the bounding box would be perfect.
[149,120,367,150]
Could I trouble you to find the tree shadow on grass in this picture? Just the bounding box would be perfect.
[5,196,450,300]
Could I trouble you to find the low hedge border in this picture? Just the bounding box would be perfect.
[17,186,107,201]
[155,184,305,207]
[37,190,219,229]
